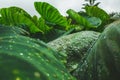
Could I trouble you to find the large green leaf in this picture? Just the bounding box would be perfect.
[0,7,43,33]
[85,6,110,22]
[48,31,100,73]
[0,26,76,80]
[34,2,68,28]
[74,20,120,80]
[67,9,101,29]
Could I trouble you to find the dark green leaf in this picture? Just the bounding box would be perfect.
[74,20,120,80]
[0,26,76,80]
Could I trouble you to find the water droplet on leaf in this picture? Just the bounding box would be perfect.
[20,53,23,56]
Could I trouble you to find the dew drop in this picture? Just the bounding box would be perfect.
[89,74,92,78]
[32,45,35,48]
[46,73,50,76]
[61,70,64,73]
[53,74,57,78]
[9,40,15,43]
[34,72,40,78]
[0,46,2,48]
[27,56,30,59]
[26,41,30,43]
[9,36,13,38]
[103,36,106,39]
[46,59,49,62]
[12,40,15,43]
[13,69,19,74]
[28,53,32,56]
[20,53,23,56]
[68,77,72,80]
[80,68,83,71]
[41,58,44,61]
[9,45,13,50]
[16,77,21,80]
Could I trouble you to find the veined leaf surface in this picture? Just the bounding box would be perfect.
[0,26,76,80]
[34,2,68,28]
[67,9,101,29]
[0,7,43,33]
[85,6,110,22]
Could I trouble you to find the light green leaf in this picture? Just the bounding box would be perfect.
[0,7,43,33]
[67,9,98,29]
[38,17,52,34]
[85,6,110,22]
[34,2,68,28]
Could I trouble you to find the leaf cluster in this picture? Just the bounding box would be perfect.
[0,1,112,42]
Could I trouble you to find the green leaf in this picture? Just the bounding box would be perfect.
[67,9,99,29]
[32,15,39,25]
[48,30,100,73]
[0,26,76,80]
[70,24,84,31]
[34,2,68,28]
[85,6,110,22]
[86,17,102,28]
[74,20,120,80]
[38,17,52,34]
[0,7,43,33]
